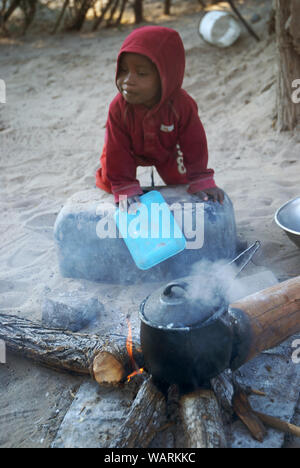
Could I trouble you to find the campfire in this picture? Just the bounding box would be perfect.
[1,275,300,447]
[126,318,144,383]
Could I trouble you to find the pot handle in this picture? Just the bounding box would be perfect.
[163,281,189,297]
[228,240,261,277]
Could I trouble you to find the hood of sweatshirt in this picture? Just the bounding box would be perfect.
[116,26,185,111]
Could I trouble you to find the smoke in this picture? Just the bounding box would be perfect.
[186,259,251,313]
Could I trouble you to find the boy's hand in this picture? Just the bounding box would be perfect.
[193,187,224,204]
[119,195,141,213]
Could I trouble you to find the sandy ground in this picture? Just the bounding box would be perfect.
[0,0,300,448]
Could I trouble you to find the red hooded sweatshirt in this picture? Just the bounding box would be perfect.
[95,26,216,202]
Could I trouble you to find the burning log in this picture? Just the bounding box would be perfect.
[110,376,167,448]
[180,389,228,448]
[0,313,143,385]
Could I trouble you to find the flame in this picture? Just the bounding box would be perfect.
[127,367,145,382]
[126,318,144,382]
[126,318,136,370]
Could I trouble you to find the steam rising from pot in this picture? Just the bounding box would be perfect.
[186,259,252,312]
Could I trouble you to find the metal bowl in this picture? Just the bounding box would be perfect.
[275,197,300,248]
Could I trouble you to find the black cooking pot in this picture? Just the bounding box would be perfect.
[139,242,261,392]
[140,280,234,392]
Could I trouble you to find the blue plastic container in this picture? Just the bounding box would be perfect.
[114,191,186,270]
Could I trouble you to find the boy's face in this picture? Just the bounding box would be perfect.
[117,53,161,109]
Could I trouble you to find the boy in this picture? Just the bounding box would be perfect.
[96,26,224,211]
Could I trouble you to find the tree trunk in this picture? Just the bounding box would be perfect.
[106,0,119,27]
[275,0,300,131]
[133,0,143,24]
[3,0,21,23]
[92,0,114,31]
[0,313,143,385]
[115,0,128,26]
[52,0,69,34]
[164,0,171,15]
[19,0,37,34]
[67,0,95,31]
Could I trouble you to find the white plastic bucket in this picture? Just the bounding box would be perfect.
[199,11,241,48]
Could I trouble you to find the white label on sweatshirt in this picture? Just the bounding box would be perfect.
[176,156,186,174]
[160,124,174,132]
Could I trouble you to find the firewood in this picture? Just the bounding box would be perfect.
[211,372,266,420]
[232,388,267,442]
[180,389,228,448]
[213,371,267,442]
[254,411,300,438]
[110,376,167,448]
[232,385,300,440]
[0,313,143,385]
[92,351,125,385]
[211,370,235,418]
[250,388,266,397]
[229,276,300,366]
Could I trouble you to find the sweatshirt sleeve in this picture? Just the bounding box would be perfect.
[105,99,143,202]
[177,93,216,193]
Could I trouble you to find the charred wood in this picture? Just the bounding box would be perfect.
[180,389,228,448]
[211,370,235,422]
[232,387,267,442]
[254,411,300,438]
[0,313,143,385]
[110,376,167,448]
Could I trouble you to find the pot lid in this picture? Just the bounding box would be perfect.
[140,279,226,330]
